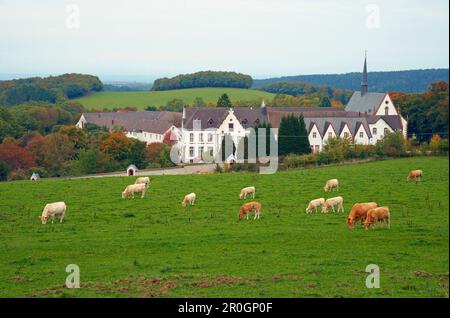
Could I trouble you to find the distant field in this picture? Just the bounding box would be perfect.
[0,157,448,297]
[74,88,275,110]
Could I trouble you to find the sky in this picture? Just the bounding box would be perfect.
[0,0,448,81]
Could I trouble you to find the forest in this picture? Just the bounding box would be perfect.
[0,74,103,107]
[253,69,449,93]
[151,71,253,91]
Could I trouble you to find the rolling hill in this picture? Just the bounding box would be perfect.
[253,69,449,93]
[74,88,275,110]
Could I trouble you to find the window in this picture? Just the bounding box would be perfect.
[229,123,234,132]
[313,132,317,138]
[199,133,204,143]
[189,147,195,157]
[384,128,389,134]
[372,127,377,135]
[190,133,194,143]
[208,133,213,142]
[359,132,364,138]
[344,132,349,138]
[328,132,332,138]
[385,106,389,115]
[208,118,214,125]
[199,147,204,159]
[315,145,320,153]
[208,147,213,156]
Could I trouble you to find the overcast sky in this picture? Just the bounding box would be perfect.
[0,0,448,81]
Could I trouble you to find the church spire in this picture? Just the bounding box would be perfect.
[361,51,368,96]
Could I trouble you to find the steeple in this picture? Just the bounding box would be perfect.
[361,51,368,96]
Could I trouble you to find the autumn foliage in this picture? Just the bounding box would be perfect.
[0,143,36,170]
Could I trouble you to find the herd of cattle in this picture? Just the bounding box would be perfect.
[38,169,424,230]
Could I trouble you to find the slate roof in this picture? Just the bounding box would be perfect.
[82,111,181,134]
[345,91,386,114]
[304,117,372,139]
[183,107,269,130]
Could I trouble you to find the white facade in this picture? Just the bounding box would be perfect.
[368,118,394,143]
[309,124,322,153]
[375,94,397,116]
[180,109,248,163]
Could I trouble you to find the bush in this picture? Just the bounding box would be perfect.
[7,169,28,181]
[284,153,317,168]
[375,131,407,157]
[28,167,49,178]
[0,160,11,181]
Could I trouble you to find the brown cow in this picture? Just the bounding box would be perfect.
[346,202,378,229]
[407,170,423,182]
[364,207,390,229]
[238,201,262,220]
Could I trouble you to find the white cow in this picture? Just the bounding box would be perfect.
[40,202,66,224]
[182,193,196,207]
[239,186,256,199]
[306,198,325,214]
[135,177,150,188]
[122,183,147,199]
[324,179,339,192]
[322,196,344,213]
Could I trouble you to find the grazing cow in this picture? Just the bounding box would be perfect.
[346,202,378,229]
[40,202,66,224]
[135,177,150,188]
[239,186,256,199]
[364,207,390,229]
[122,183,147,199]
[407,170,423,182]
[306,198,325,214]
[324,179,339,192]
[182,193,196,207]
[322,196,344,213]
[238,201,262,220]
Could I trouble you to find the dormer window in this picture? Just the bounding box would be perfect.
[242,119,248,125]
[208,118,214,125]
[254,118,260,124]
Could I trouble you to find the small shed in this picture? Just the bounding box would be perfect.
[30,172,40,181]
[126,164,138,176]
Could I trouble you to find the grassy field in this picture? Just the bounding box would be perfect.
[0,157,448,298]
[74,88,275,110]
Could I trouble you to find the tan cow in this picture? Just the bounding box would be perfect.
[346,202,378,229]
[364,207,390,229]
[135,176,150,188]
[322,196,344,213]
[239,186,256,199]
[238,201,262,220]
[40,202,66,224]
[306,198,325,214]
[122,183,147,199]
[182,193,196,207]
[324,179,339,192]
[407,170,423,182]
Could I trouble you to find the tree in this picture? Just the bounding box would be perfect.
[40,133,75,176]
[0,143,36,171]
[217,93,232,108]
[192,97,206,107]
[100,132,132,162]
[127,139,147,169]
[77,148,111,174]
[146,142,173,167]
[319,96,331,107]
[0,160,10,181]
[278,114,310,156]
[163,99,185,112]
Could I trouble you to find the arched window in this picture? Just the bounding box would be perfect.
[385,106,389,115]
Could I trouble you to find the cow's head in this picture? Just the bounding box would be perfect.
[346,217,355,229]
[39,215,48,224]
[181,201,187,207]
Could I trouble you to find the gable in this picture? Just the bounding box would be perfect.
[375,94,398,116]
